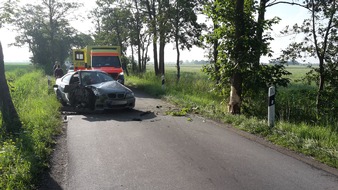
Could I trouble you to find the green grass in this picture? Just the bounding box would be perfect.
[125,64,338,168]
[1,65,62,189]
[285,65,312,83]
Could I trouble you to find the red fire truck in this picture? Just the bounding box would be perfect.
[72,46,124,84]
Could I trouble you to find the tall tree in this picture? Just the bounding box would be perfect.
[132,0,143,72]
[141,0,160,75]
[10,0,80,74]
[157,0,171,76]
[171,0,203,81]
[228,0,245,114]
[94,0,150,73]
[0,1,22,134]
[202,0,221,84]
[280,0,337,115]
[0,43,22,134]
[94,0,131,52]
[202,0,290,114]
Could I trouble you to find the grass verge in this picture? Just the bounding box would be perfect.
[0,67,61,189]
[126,70,338,169]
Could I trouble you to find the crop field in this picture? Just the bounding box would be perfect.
[285,65,313,82]
[4,62,32,72]
[160,64,312,81]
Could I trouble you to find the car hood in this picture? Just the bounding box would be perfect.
[88,81,132,94]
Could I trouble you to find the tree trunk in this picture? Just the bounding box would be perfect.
[131,46,135,72]
[228,72,242,114]
[0,42,22,134]
[153,37,159,75]
[159,36,165,76]
[254,0,267,68]
[144,38,150,72]
[48,2,56,72]
[134,0,142,73]
[138,42,142,72]
[228,0,245,114]
[152,1,159,75]
[316,58,325,113]
[176,37,180,82]
[144,0,159,75]
[213,20,220,84]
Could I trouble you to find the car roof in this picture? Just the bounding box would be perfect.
[68,70,108,75]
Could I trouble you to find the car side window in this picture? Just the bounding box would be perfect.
[62,75,72,83]
[81,73,92,85]
[70,74,79,85]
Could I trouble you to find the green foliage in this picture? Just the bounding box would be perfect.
[93,1,132,50]
[270,122,338,168]
[202,0,290,114]
[10,0,83,74]
[279,0,337,115]
[303,64,338,116]
[166,108,190,116]
[0,67,62,189]
[0,139,32,189]
[171,0,204,51]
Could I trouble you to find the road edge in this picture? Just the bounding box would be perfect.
[203,117,338,177]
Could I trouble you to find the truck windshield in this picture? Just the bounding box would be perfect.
[92,56,121,68]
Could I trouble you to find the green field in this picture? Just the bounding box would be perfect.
[4,62,32,72]
[285,65,312,82]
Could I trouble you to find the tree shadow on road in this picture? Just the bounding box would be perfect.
[81,109,158,122]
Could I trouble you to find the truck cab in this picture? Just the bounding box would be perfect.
[73,46,124,84]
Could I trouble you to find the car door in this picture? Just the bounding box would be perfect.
[58,73,72,101]
[64,73,80,102]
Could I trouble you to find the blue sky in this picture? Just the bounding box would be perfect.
[0,0,312,63]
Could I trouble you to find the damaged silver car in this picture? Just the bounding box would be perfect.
[53,70,135,110]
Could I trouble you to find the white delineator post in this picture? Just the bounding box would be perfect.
[47,75,51,88]
[268,86,275,128]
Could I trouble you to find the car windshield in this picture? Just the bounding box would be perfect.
[91,56,121,68]
[80,71,114,85]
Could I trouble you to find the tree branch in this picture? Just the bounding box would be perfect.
[266,1,310,10]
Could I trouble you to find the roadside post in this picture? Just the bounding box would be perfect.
[161,75,165,90]
[47,75,51,88]
[268,86,275,128]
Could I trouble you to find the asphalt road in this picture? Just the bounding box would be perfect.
[66,89,338,190]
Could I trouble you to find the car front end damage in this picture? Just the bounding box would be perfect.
[94,91,135,110]
[88,82,135,110]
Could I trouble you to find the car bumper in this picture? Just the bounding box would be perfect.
[94,97,135,110]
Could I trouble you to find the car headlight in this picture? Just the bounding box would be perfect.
[125,92,134,98]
